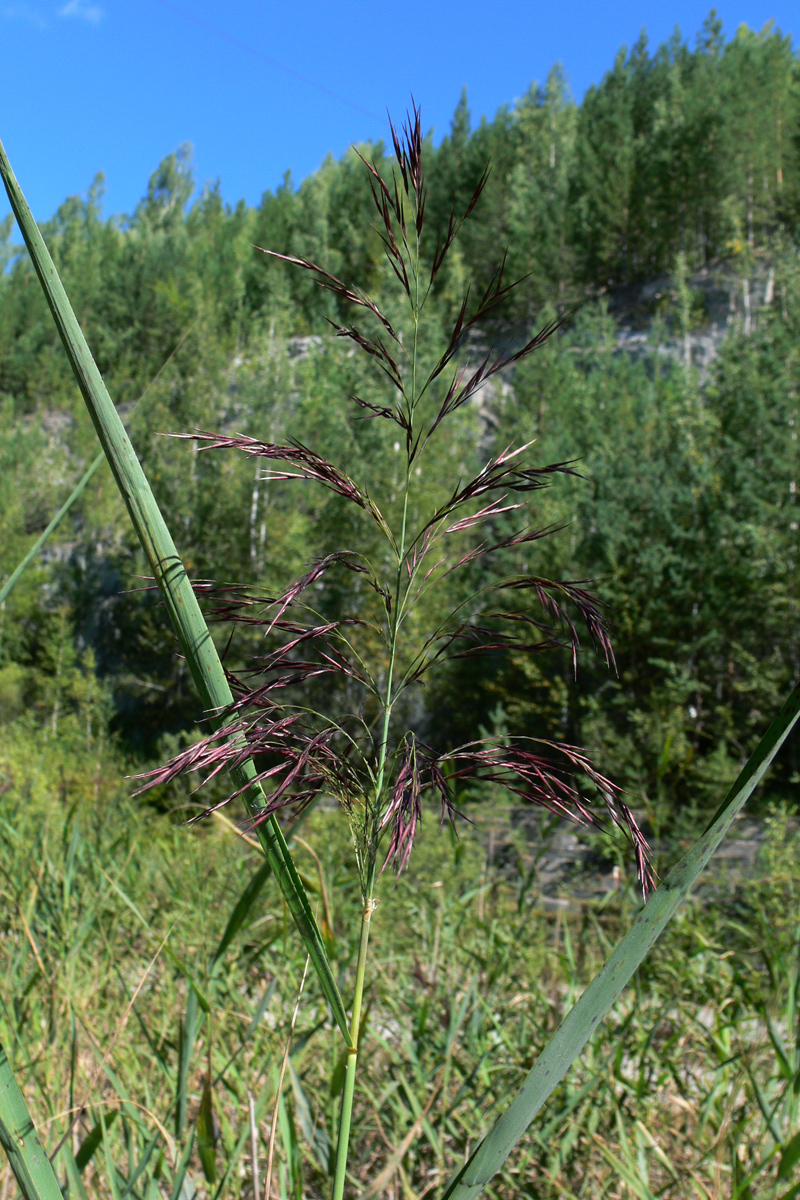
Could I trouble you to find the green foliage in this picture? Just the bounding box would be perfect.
[0,17,798,824]
[427,263,800,829]
[0,742,798,1198]
[1,17,800,1200]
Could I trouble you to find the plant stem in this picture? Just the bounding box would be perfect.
[371,226,421,815]
[331,896,375,1200]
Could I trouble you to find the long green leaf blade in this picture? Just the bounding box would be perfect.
[75,1109,119,1171]
[0,452,104,607]
[0,137,350,1045]
[443,680,800,1199]
[0,321,194,608]
[211,858,273,973]
[0,1042,63,1200]
[779,1130,800,1181]
[196,1079,218,1184]
[58,1142,90,1200]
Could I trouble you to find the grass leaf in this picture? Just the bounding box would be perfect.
[779,1130,800,1180]
[210,859,273,974]
[196,1080,218,1185]
[57,1143,90,1200]
[0,1043,64,1200]
[75,1110,119,1171]
[442,679,800,1199]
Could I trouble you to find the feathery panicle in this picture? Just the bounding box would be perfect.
[439,740,654,896]
[494,576,616,673]
[421,314,565,451]
[380,737,423,873]
[418,447,579,539]
[430,164,490,283]
[179,433,393,544]
[150,104,652,897]
[253,250,400,344]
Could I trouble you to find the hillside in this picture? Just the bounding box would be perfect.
[0,16,799,829]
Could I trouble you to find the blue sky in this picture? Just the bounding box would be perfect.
[0,0,796,232]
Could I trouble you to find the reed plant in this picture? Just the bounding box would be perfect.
[0,748,798,1199]
[133,107,654,1192]
[1,107,799,1200]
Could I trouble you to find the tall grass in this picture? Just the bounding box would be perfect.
[0,736,799,1198]
[130,107,653,1195]
[1,107,799,1200]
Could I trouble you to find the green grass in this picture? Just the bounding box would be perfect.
[2,121,799,1200]
[1,727,798,1200]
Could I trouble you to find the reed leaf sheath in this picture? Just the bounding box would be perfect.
[0,1043,63,1200]
[0,136,351,1046]
[442,678,800,1199]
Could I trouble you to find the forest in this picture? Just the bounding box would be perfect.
[1,13,798,821]
[0,17,800,1198]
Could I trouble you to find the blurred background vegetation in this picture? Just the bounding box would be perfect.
[1,17,800,1196]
